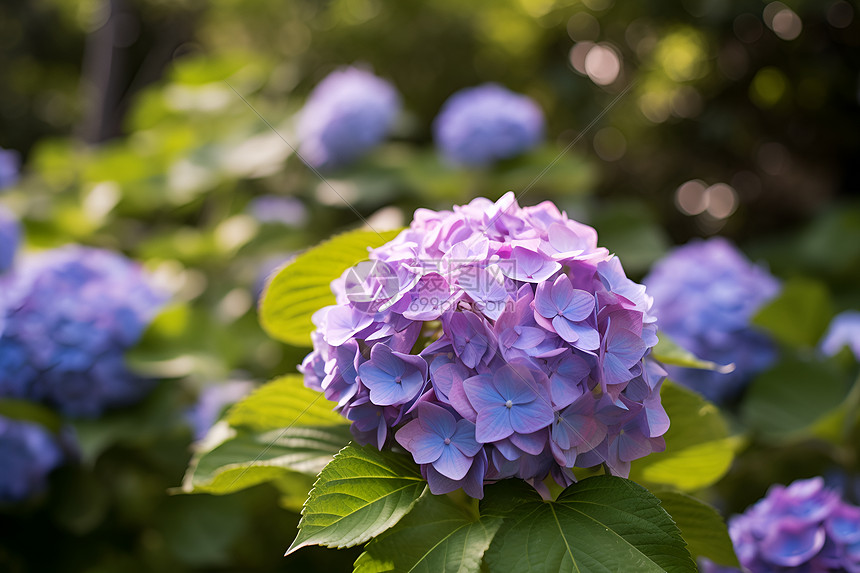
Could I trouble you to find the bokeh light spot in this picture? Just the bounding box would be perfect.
[672,86,703,118]
[584,44,621,86]
[827,1,854,28]
[567,12,600,42]
[718,41,749,80]
[581,0,614,11]
[750,67,788,108]
[757,142,789,175]
[704,183,738,219]
[771,8,802,40]
[676,179,708,215]
[593,127,627,161]
[639,89,673,123]
[733,13,763,43]
[568,42,594,75]
[654,28,708,82]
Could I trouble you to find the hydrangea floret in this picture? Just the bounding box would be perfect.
[187,380,255,440]
[0,206,20,273]
[644,237,780,403]
[820,311,860,361]
[301,193,668,498]
[0,246,166,417]
[297,66,401,171]
[247,195,308,227]
[433,84,545,166]
[0,147,20,190]
[0,415,63,502]
[718,477,860,572]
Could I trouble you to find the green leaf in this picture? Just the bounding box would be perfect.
[182,424,352,495]
[260,227,403,346]
[654,490,739,568]
[354,492,502,573]
[287,444,426,553]
[741,356,847,440]
[0,398,62,433]
[481,477,695,573]
[752,276,834,348]
[227,374,345,431]
[631,380,735,491]
[652,333,733,372]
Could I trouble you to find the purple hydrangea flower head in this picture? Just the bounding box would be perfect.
[0,206,21,273]
[643,237,780,403]
[297,66,401,171]
[0,246,167,417]
[820,311,860,361]
[433,84,544,166]
[0,147,21,190]
[723,477,860,572]
[302,193,666,498]
[0,416,63,502]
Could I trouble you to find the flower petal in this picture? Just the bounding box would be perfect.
[434,444,473,480]
[475,404,513,443]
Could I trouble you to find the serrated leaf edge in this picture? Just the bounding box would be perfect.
[287,444,426,554]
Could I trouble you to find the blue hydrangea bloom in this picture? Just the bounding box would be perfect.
[296,66,401,171]
[301,193,668,498]
[433,84,544,166]
[0,206,21,272]
[0,246,166,417]
[820,311,860,361]
[0,147,21,190]
[0,415,63,502]
[643,237,780,403]
[700,477,860,573]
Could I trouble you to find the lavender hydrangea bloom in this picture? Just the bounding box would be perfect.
[433,84,544,166]
[0,206,21,272]
[643,237,780,404]
[297,67,400,171]
[302,193,668,498]
[186,380,254,440]
[820,311,860,361]
[0,246,166,417]
[0,147,21,190]
[713,477,860,573]
[0,416,63,502]
[247,195,307,226]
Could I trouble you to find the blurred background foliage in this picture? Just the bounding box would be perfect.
[0,0,858,570]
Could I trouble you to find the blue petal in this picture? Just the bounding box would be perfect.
[417,402,456,439]
[560,289,594,322]
[434,444,473,480]
[760,522,826,567]
[451,419,482,457]
[475,405,513,443]
[509,399,553,435]
[410,432,446,464]
[463,374,503,413]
